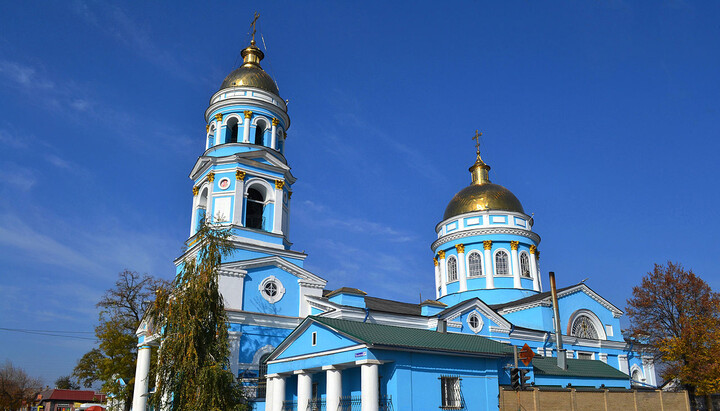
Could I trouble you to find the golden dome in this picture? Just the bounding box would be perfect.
[219,40,280,96]
[442,156,525,220]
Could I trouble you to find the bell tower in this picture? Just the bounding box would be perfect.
[188,38,295,251]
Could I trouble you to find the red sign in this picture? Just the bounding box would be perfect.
[518,343,536,366]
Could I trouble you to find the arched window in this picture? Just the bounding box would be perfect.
[495,250,509,275]
[246,187,265,229]
[227,117,239,143]
[468,252,483,277]
[447,256,458,282]
[207,124,216,148]
[194,187,209,232]
[571,315,599,339]
[631,368,643,383]
[254,120,266,146]
[520,252,531,278]
[257,353,271,398]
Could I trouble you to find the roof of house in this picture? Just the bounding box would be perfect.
[38,389,105,402]
[310,316,515,356]
[532,357,629,380]
[364,296,421,315]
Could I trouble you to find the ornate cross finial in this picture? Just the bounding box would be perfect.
[472,129,483,157]
[250,12,260,43]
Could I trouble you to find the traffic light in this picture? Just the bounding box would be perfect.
[510,368,531,390]
[519,368,530,389]
[510,368,521,390]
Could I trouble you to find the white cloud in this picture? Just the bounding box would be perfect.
[0,60,54,90]
[0,163,38,191]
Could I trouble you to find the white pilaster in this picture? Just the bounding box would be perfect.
[190,190,199,236]
[361,363,379,411]
[433,259,440,299]
[273,181,283,234]
[243,111,252,143]
[642,357,657,386]
[131,345,151,411]
[271,375,286,411]
[215,115,223,145]
[228,332,242,379]
[618,355,629,375]
[599,353,608,363]
[529,246,540,292]
[483,241,494,289]
[271,118,278,149]
[456,245,467,292]
[296,371,312,411]
[438,251,447,296]
[511,241,521,288]
[325,366,342,411]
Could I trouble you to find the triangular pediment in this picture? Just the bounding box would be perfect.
[438,298,513,333]
[219,256,326,287]
[189,148,296,184]
[493,284,623,318]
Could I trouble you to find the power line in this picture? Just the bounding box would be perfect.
[0,327,97,341]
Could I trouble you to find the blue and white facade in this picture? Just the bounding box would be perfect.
[132,38,656,411]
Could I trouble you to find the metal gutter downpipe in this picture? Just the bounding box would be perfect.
[549,271,567,370]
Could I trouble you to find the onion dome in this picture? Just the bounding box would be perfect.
[219,40,280,96]
[443,154,525,220]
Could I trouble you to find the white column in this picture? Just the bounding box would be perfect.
[433,259,440,299]
[190,187,199,236]
[215,114,224,145]
[131,345,151,411]
[296,371,312,411]
[438,251,447,296]
[207,173,215,222]
[325,366,342,411]
[228,332,241,380]
[273,180,284,234]
[511,241,521,289]
[642,357,657,386]
[599,353,608,364]
[456,244,467,292]
[271,375,286,411]
[271,118,279,149]
[530,246,540,292]
[361,363,379,411]
[483,241,494,289]
[265,376,275,411]
[205,124,212,150]
[234,171,245,226]
[243,111,252,143]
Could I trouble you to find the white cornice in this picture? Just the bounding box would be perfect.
[432,227,541,251]
[220,256,327,286]
[190,149,296,184]
[435,210,532,233]
[439,299,513,331]
[175,236,306,265]
[205,88,290,127]
[494,284,623,318]
[226,310,302,329]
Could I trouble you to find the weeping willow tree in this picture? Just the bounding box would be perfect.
[148,220,248,411]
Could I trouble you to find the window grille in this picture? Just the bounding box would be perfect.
[440,375,463,409]
[520,252,531,278]
[468,252,483,277]
[571,315,599,339]
[495,250,509,275]
[257,353,270,398]
[447,257,458,282]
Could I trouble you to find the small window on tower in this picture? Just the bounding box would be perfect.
[246,187,265,230]
[255,121,266,145]
[447,256,458,282]
[495,250,509,276]
[227,117,239,143]
[520,252,531,278]
[468,252,483,277]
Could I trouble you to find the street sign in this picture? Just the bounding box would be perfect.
[518,343,535,366]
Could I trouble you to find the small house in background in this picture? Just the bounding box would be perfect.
[32,389,106,411]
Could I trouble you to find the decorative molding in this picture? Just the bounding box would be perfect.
[218,268,247,278]
[433,228,541,250]
[433,258,438,267]
[275,180,284,190]
[192,186,199,196]
[272,118,279,126]
[558,285,624,318]
[483,240,493,250]
[455,244,465,253]
[298,281,325,289]
[510,241,519,250]
[207,172,215,182]
[215,113,223,121]
[206,124,210,132]
[244,110,253,119]
[437,250,445,259]
[529,245,537,254]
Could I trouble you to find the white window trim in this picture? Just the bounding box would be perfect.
[466,251,484,277]
[466,310,484,334]
[519,251,531,278]
[446,256,458,283]
[493,248,511,276]
[568,309,607,340]
[258,275,285,304]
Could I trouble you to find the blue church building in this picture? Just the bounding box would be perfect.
[131,37,656,411]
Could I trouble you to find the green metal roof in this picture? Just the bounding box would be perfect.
[310,316,514,356]
[532,357,629,380]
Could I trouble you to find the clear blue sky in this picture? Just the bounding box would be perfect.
[1,1,718,385]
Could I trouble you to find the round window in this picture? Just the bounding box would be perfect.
[258,276,285,304]
[468,315,479,329]
[218,177,231,190]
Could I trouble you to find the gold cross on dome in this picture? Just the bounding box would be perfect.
[250,12,260,43]
[472,129,483,157]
